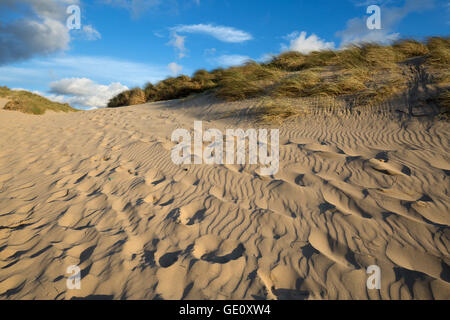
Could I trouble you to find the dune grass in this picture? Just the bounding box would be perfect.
[393,39,429,59]
[107,37,449,120]
[107,87,146,108]
[0,86,77,115]
[108,72,222,107]
[435,90,450,111]
[215,62,280,101]
[426,37,450,68]
[256,99,306,123]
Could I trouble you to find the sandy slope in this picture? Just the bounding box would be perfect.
[0,98,9,110]
[0,97,449,300]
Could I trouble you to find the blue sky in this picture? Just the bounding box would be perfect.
[0,0,448,109]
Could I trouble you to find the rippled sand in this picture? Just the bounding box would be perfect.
[0,97,449,299]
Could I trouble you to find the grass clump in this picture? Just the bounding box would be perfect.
[192,69,219,89]
[426,37,450,67]
[267,51,306,71]
[215,62,280,101]
[318,74,368,96]
[153,75,203,101]
[257,99,305,123]
[267,50,337,71]
[273,71,320,97]
[392,39,429,59]
[108,70,221,107]
[107,87,146,108]
[0,86,76,115]
[107,37,447,113]
[336,44,400,70]
[215,71,264,101]
[436,90,450,110]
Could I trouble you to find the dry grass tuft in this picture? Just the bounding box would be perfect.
[257,99,306,123]
[0,86,76,115]
[273,71,320,97]
[108,87,146,108]
[215,62,280,101]
[107,37,447,116]
[393,39,429,59]
[426,37,450,67]
[436,90,450,110]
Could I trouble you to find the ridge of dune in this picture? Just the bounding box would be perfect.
[0,96,449,300]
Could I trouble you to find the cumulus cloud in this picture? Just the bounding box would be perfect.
[214,55,251,67]
[0,0,101,65]
[171,24,252,43]
[283,31,335,54]
[168,62,183,75]
[336,0,434,47]
[0,55,171,90]
[49,77,128,108]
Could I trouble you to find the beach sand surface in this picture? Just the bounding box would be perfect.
[0,97,449,299]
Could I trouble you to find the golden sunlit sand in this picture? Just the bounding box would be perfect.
[0,95,448,299]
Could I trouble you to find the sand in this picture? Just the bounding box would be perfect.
[0,96,449,300]
[0,98,9,110]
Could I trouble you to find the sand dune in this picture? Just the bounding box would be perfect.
[0,97,449,300]
[0,98,8,110]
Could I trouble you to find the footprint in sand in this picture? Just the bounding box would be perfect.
[158,251,182,268]
[75,176,99,194]
[46,189,69,203]
[58,204,85,228]
[115,162,139,176]
[179,202,207,225]
[369,151,412,176]
[192,235,245,264]
[144,168,166,187]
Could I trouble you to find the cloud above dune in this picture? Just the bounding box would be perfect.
[171,24,253,43]
[283,31,335,54]
[0,0,101,65]
[168,24,252,59]
[49,77,128,108]
[168,62,183,75]
[0,55,171,90]
[213,54,251,67]
[336,0,434,46]
[169,33,187,58]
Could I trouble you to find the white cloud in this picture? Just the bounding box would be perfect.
[168,62,183,75]
[82,25,102,41]
[0,55,172,95]
[283,31,335,54]
[214,55,251,67]
[171,24,252,43]
[0,13,70,65]
[169,33,187,58]
[0,0,102,65]
[168,24,252,59]
[49,77,128,108]
[336,0,434,47]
